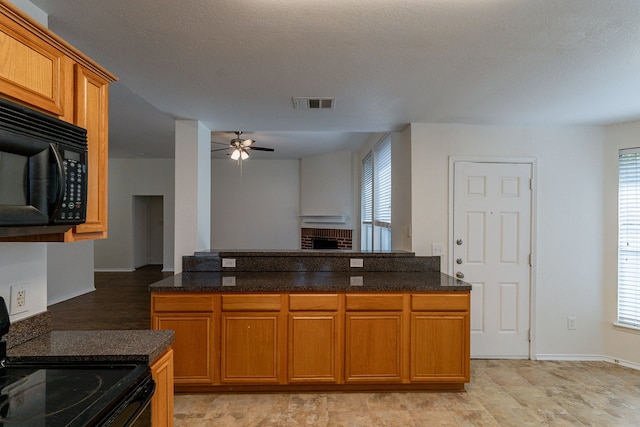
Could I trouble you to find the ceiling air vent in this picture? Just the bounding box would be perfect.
[292,97,335,110]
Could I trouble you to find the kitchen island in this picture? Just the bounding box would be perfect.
[150,250,471,392]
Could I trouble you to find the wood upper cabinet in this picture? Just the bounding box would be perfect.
[410,293,470,382]
[0,2,115,242]
[0,7,68,116]
[344,294,405,383]
[288,294,342,383]
[220,294,285,384]
[66,64,109,240]
[150,347,174,427]
[151,294,215,386]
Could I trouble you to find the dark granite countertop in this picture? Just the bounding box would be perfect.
[149,271,471,293]
[194,249,416,257]
[7,330,174,364]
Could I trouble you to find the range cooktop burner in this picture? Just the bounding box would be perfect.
[0,363,150,426]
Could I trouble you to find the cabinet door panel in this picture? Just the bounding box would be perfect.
[0,16,66,115]
[411,313,469,382]
[153,314,214,384]
[221,314,281,383]
[345,313,402,382]
[288,314,341,383]
[69,64,108,239]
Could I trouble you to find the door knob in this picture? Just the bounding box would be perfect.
[456,258,463,264]
[456,239,463,245]
[456,272,465,279]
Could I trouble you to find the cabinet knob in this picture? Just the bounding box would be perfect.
[456,239,463,245]
[455,272,465,279]
[456,258,463,264]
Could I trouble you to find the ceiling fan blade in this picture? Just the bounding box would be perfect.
[211,140,230,146]
[242,139,254,147]
[247,146,274,151]
[211,147,231,152]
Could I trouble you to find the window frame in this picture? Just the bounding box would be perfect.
[617,147,640,330]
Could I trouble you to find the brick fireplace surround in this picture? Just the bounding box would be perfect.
[301,228,353,250]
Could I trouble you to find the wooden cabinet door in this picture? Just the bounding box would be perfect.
[345,312,403,383]
[221,313,283,383]
[150,347,174,427]
[153,313,215,385]
[0,11,68,116]
[411,312,470,382]
[288,313,342,383]
[67,64,109,240]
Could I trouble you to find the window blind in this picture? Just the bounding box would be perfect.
[361,152,373,224]
[618,148,640,328]
[374,137,392,227]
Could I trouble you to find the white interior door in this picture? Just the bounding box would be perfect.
[453,161,532,358]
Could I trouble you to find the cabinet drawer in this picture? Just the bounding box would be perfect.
[289,294,339,311]
[345,294,404,311]
[152,294,214,312]
[411,293,469,311]
[222,294,281,311]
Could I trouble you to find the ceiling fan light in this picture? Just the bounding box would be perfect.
[231,149,241,160]
[240,149,249,160]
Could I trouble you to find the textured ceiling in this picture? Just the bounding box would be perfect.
[26,0,640,159]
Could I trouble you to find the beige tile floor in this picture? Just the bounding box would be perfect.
[174,360,640,426]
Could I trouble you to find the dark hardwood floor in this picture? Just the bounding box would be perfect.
[49,265,172,330]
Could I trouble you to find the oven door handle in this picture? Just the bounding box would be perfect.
[121,378,156,427]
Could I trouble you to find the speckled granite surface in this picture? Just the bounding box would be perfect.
[184,251,440,273]
[6,311,51,349]
[149,271,471,293]
[7,330,174,364]
[194,250,416,257]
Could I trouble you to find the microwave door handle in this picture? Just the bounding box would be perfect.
[49,143,65,218]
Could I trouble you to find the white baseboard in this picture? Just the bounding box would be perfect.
[534,354,605,361]
[93,268,135,272]
[532,354,640,371]
[602,356,640,371]
[48,287,95,306]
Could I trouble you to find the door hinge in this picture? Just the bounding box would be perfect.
[528,253,532,267]
[529,178,533,190]
[528,329,532,342]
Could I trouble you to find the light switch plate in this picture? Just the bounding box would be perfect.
[350,276,363,286]
[222,258,236,268]
[350,258,364,268]
[222,276,236,286]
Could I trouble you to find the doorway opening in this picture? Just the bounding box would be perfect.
[133,195,164,269]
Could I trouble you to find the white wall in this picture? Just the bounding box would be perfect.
[0,244,47,322]
[94,158,175,271]
[391,127,412,251]
[47,241,95,305]
[410,123,605,360]
[211,159,300,249]
[602,120,640,367]
[301,150,354,230]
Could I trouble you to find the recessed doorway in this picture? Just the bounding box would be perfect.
[133,195,164,268]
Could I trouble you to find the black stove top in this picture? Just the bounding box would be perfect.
[0,362,150,426]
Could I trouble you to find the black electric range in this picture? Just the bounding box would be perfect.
[0,361,154,426]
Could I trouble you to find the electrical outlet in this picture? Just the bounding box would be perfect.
[567,317,576,330]
[10,284,28,315]
[432,244,444,256]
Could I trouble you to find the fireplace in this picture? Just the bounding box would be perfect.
[301,228,352,250]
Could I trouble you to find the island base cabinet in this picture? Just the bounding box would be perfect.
[152,314,214,385]
[150,347,174,427]
[221,313,283,383]
[345,313,403,383]
[288,313,342,383]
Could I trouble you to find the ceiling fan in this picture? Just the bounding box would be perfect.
[211,131,274,160]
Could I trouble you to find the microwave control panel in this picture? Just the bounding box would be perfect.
[56,150,87,223]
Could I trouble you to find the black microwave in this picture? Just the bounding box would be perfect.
[0,98,88,232]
